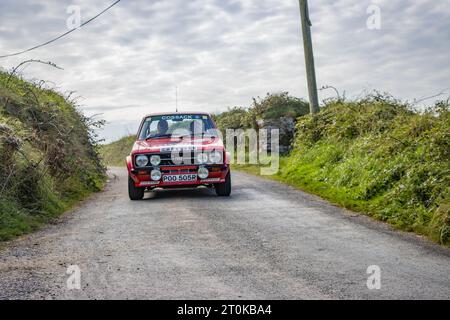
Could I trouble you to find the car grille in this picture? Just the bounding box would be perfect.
[135,152,197,168]
[159,152,196,166]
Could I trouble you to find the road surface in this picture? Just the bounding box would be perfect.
[0,167,449,299]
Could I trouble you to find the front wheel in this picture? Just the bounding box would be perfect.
[128,176,144,200]
[215,171,231,196]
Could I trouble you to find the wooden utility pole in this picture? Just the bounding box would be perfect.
[299,0,319,114]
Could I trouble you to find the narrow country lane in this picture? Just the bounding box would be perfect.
[0,167,449,299]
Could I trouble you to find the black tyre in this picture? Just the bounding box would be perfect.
[215,171,231,196]
[128,176,144,200]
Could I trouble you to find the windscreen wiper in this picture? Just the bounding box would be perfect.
[146,133,172,140]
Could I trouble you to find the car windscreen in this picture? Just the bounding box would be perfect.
[138,114,216,140]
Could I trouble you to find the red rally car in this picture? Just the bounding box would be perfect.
[126,112,231,200]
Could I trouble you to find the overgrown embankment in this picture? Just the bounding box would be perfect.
[234,95,449,246]
[100,135,135,167]
[0,70,106,241]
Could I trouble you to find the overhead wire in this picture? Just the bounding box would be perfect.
[0,0,121,59]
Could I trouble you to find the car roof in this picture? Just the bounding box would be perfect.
[143,111,212,118]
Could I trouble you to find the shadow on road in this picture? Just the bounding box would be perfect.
[142,186,220,200]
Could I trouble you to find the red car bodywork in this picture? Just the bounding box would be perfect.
[126,112,230,190]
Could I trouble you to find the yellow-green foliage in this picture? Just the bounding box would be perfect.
[0,71,106,241]
[213,93,309,150]
[100,135,135,167]
[282,95,449,245]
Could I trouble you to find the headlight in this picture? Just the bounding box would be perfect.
[196,152,209,164]
[198,166,209,179]
[150,154,161,166]
[136,155,148,167]
[151,170,161,181]
[209,151,222,164]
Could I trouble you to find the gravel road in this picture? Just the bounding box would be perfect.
[0,167,449,299]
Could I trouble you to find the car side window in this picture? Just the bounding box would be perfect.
[139,119,152,139]
[147,121,158,137]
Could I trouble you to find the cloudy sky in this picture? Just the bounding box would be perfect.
[0,0,449,142]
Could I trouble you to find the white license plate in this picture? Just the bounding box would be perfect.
[162,174,198,183]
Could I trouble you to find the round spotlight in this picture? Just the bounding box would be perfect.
[150,170,162,181]
[196,152,209,164]
[209,151,222,164]
[150,154,161,166]
[198,166,209,179]
[136,155,149,167]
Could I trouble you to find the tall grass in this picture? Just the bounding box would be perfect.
[236,94,449,245]
[100,135,135,167]
[0,70,106,241]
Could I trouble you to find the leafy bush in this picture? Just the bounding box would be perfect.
[212,106,252,132]
[282,94,450,245]
[0,70,106,241]
[250,92,309,123]
[213,93,309,152]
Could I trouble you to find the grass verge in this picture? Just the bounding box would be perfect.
[0,70,106,242]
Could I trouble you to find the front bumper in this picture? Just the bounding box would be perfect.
[129,165,229,188]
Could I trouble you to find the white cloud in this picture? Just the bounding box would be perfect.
[0,0,449,142]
